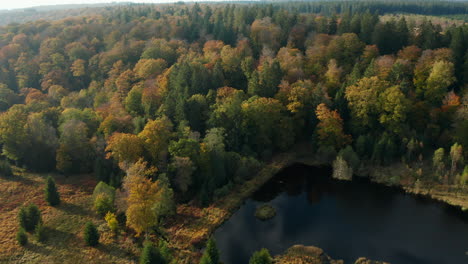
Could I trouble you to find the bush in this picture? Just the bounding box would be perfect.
[249,248,272,264]
[0,159,13,177]
[44,176,60,206]
[34,223,46,243]
[105,212,119,234]
[140,241,165,264]
[94,194,115,216]
[200,238,219,264]
[93,182,116,216]
[16,228,28,246]
[84,222,99,246]
[18,204,42,232]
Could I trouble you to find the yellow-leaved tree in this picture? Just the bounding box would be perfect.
[123,160,175,237]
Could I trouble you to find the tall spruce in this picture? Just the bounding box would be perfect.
[140,242,165,264]
[84,222,100,247]
[44,176,60,206]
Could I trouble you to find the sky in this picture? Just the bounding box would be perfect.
[1,1,176,10]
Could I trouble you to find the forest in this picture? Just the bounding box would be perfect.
[0,1,467,263]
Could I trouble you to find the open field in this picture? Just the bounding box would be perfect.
[0,169,137,264]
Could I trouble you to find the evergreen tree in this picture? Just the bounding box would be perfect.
[18,204,42,232]
[249,248,272,264]
[16,228,28,246]
[140,242,165,264]
[199,238,219,264]
[44,176,60,206]
[84,222,100,246]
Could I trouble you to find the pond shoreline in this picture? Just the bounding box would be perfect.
[167,144,468,263]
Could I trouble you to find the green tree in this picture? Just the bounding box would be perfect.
[44,176,60,206]
[249,248,272,264]
[199,238,219,264]
[84,222,100,246]
[16,228,28,246]
[424,61,455,105]
[140,241,165,264]
[18,204,42,232]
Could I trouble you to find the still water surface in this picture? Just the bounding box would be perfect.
[214,164,468,264]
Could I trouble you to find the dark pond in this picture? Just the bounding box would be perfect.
[214,163,468,264]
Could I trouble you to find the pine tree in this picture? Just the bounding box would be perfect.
[249,248,272,264]
[199,238,219,264]
[84,222,100,247]
[18,204,41,232]
[140,242,165,264]
[44,176,60,206]
[16,228,28,246]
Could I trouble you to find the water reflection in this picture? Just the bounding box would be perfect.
[214,164,468,264]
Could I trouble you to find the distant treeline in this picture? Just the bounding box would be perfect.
[1,1,468,26]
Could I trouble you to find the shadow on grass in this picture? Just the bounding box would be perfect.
[42,226,77,249]
[1,174,36,186]
[57,201,90,217]
[26,242,53,256]
[98,242,137,259]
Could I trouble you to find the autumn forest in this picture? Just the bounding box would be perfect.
[0,1,467,263]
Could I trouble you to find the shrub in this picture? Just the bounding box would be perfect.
[44,176,60,206]
[105,212,119,234]
[94,194,115,216]
[16,228,27,246]
[200,238,219,264]
[140,241,165,264]
[18,204,42,232]
[35,223,46,242]
[93,182,115,216]
[84,222,99,246]
[0,159,13,177]
[249,248,272,264]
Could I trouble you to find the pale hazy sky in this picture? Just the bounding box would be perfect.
[1,1,178,10]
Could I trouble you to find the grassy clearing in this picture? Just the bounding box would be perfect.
[0,169,137,264]
[380,14,466,30]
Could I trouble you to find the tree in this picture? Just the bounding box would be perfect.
[106,133,145,167]
[17,228,27,246]
[315,103,351,150]
[424,61,455,105]
[105,212,119,234]
[433,148,446,181]
[449,143,463,176]
[199,238,219,264]
[56,120,94,174]
[140,241,165,264]
[44,176,60,206]
[332,156,353,181]
[345,76,387,128]
[84,222,100,246]
[124,160,174,236]
[249,248,272,264]
[378,85,409,134]
[138,116,173,168]
[18,204,42,232]
[93,181,116,216]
